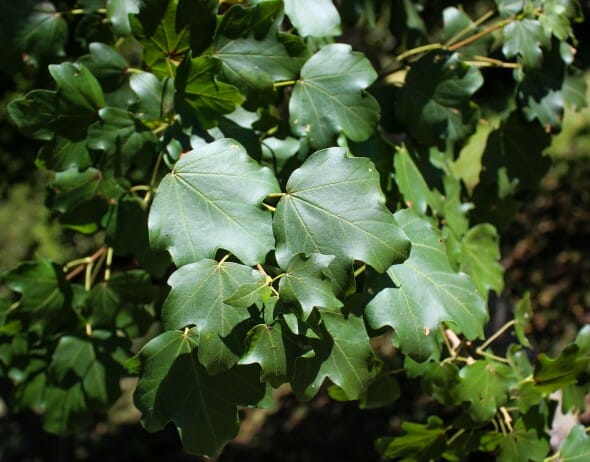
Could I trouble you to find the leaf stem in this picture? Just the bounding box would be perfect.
[64,247,107,282]
[263,203,276,212]
[354,264,367,278]
[446,428,466,446]
[479,319,516,351]
[144,150,164,204]
[104,247,113,281]
[273,80,297,88]
[218,253,232,265]
[396,43,444,61]
[499,406,513,433]
[266,192,286,198]
[62,8,107,15]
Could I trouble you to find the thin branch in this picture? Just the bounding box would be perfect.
[448,16,514,52]
[396,43,444,61]
[444,9,496,47]
[479,320,516,351]
[273,80,297,88]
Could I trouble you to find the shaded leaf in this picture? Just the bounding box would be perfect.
[394,51,483,146]
[278,253,343,319]
[292,311,375,400]
[375,416,446,461]
[497,419,549,462]
[366,210,487,361]
[49,62,105,112]
[134,329,264,457]
[534,344,590,393]
[175,56,244,128]
[18,1,68,66]
[289,44,380,148]
[456,359,513,421]
[161,259,264,373]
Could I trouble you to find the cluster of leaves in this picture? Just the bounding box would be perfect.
[2,0,590,460]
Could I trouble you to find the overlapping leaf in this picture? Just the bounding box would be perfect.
[292,311,375,400]
[134,329,265,457]
[365,210,487,361]
[289,44,380,148]
[239,321,296,387]
[175,56,244,128]
[455,359,514,421]
[394,51,483,146]
[502,19,548,69]
[274,147,410,274]
[375,416,446,461]
[278,253,343,319]
[560,425,590,462]
[107,0,139,36]
[161,259,265,373]
[149,138,280,267]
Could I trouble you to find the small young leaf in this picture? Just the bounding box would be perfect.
[375,416,446,460]
[456,359,514,421]
[278,253,343,319]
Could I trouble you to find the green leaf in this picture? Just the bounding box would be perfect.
[540,0,582,41]
[278,253,343,319]
[497,419,549,462]
[292,311,375,400]
[129,71,175,120]
[107,0,139,36]
[459,224,504,295]
[443,7,493,57]
[49,62,105,112]
[49,336,121,407]
[77,42,129,90]
[37,136,92,172]
[50,168,103,214]
[105,196,170,277]
[274,147,410,274]
[365,210,488,361]
[2,259,72,334]
[86,270,156,326]
[42,382,89,434]
[212,34,303,95]
[87,107,157,175]
[394,52,483,146]
[518,44,566,132]
[7,90,57,140]
[562,68,588,111]
[560,425,590,462]
[131,0,189,78]
[358,371,400,409]
[456,359,513,421]
[175,56,244,128]
[149,138,279,266]
[375,416,446,461]
[289,44,380,148]
[533,344,590,392]
[161,259,264,373]
[134,328,264,457]
[284,0,341,38]
[495,0,524,17]
[394,145,443,214]
[502,19,549,69]
[239,321,295,387]
[18,2,68,66]
[177,0,217,55]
